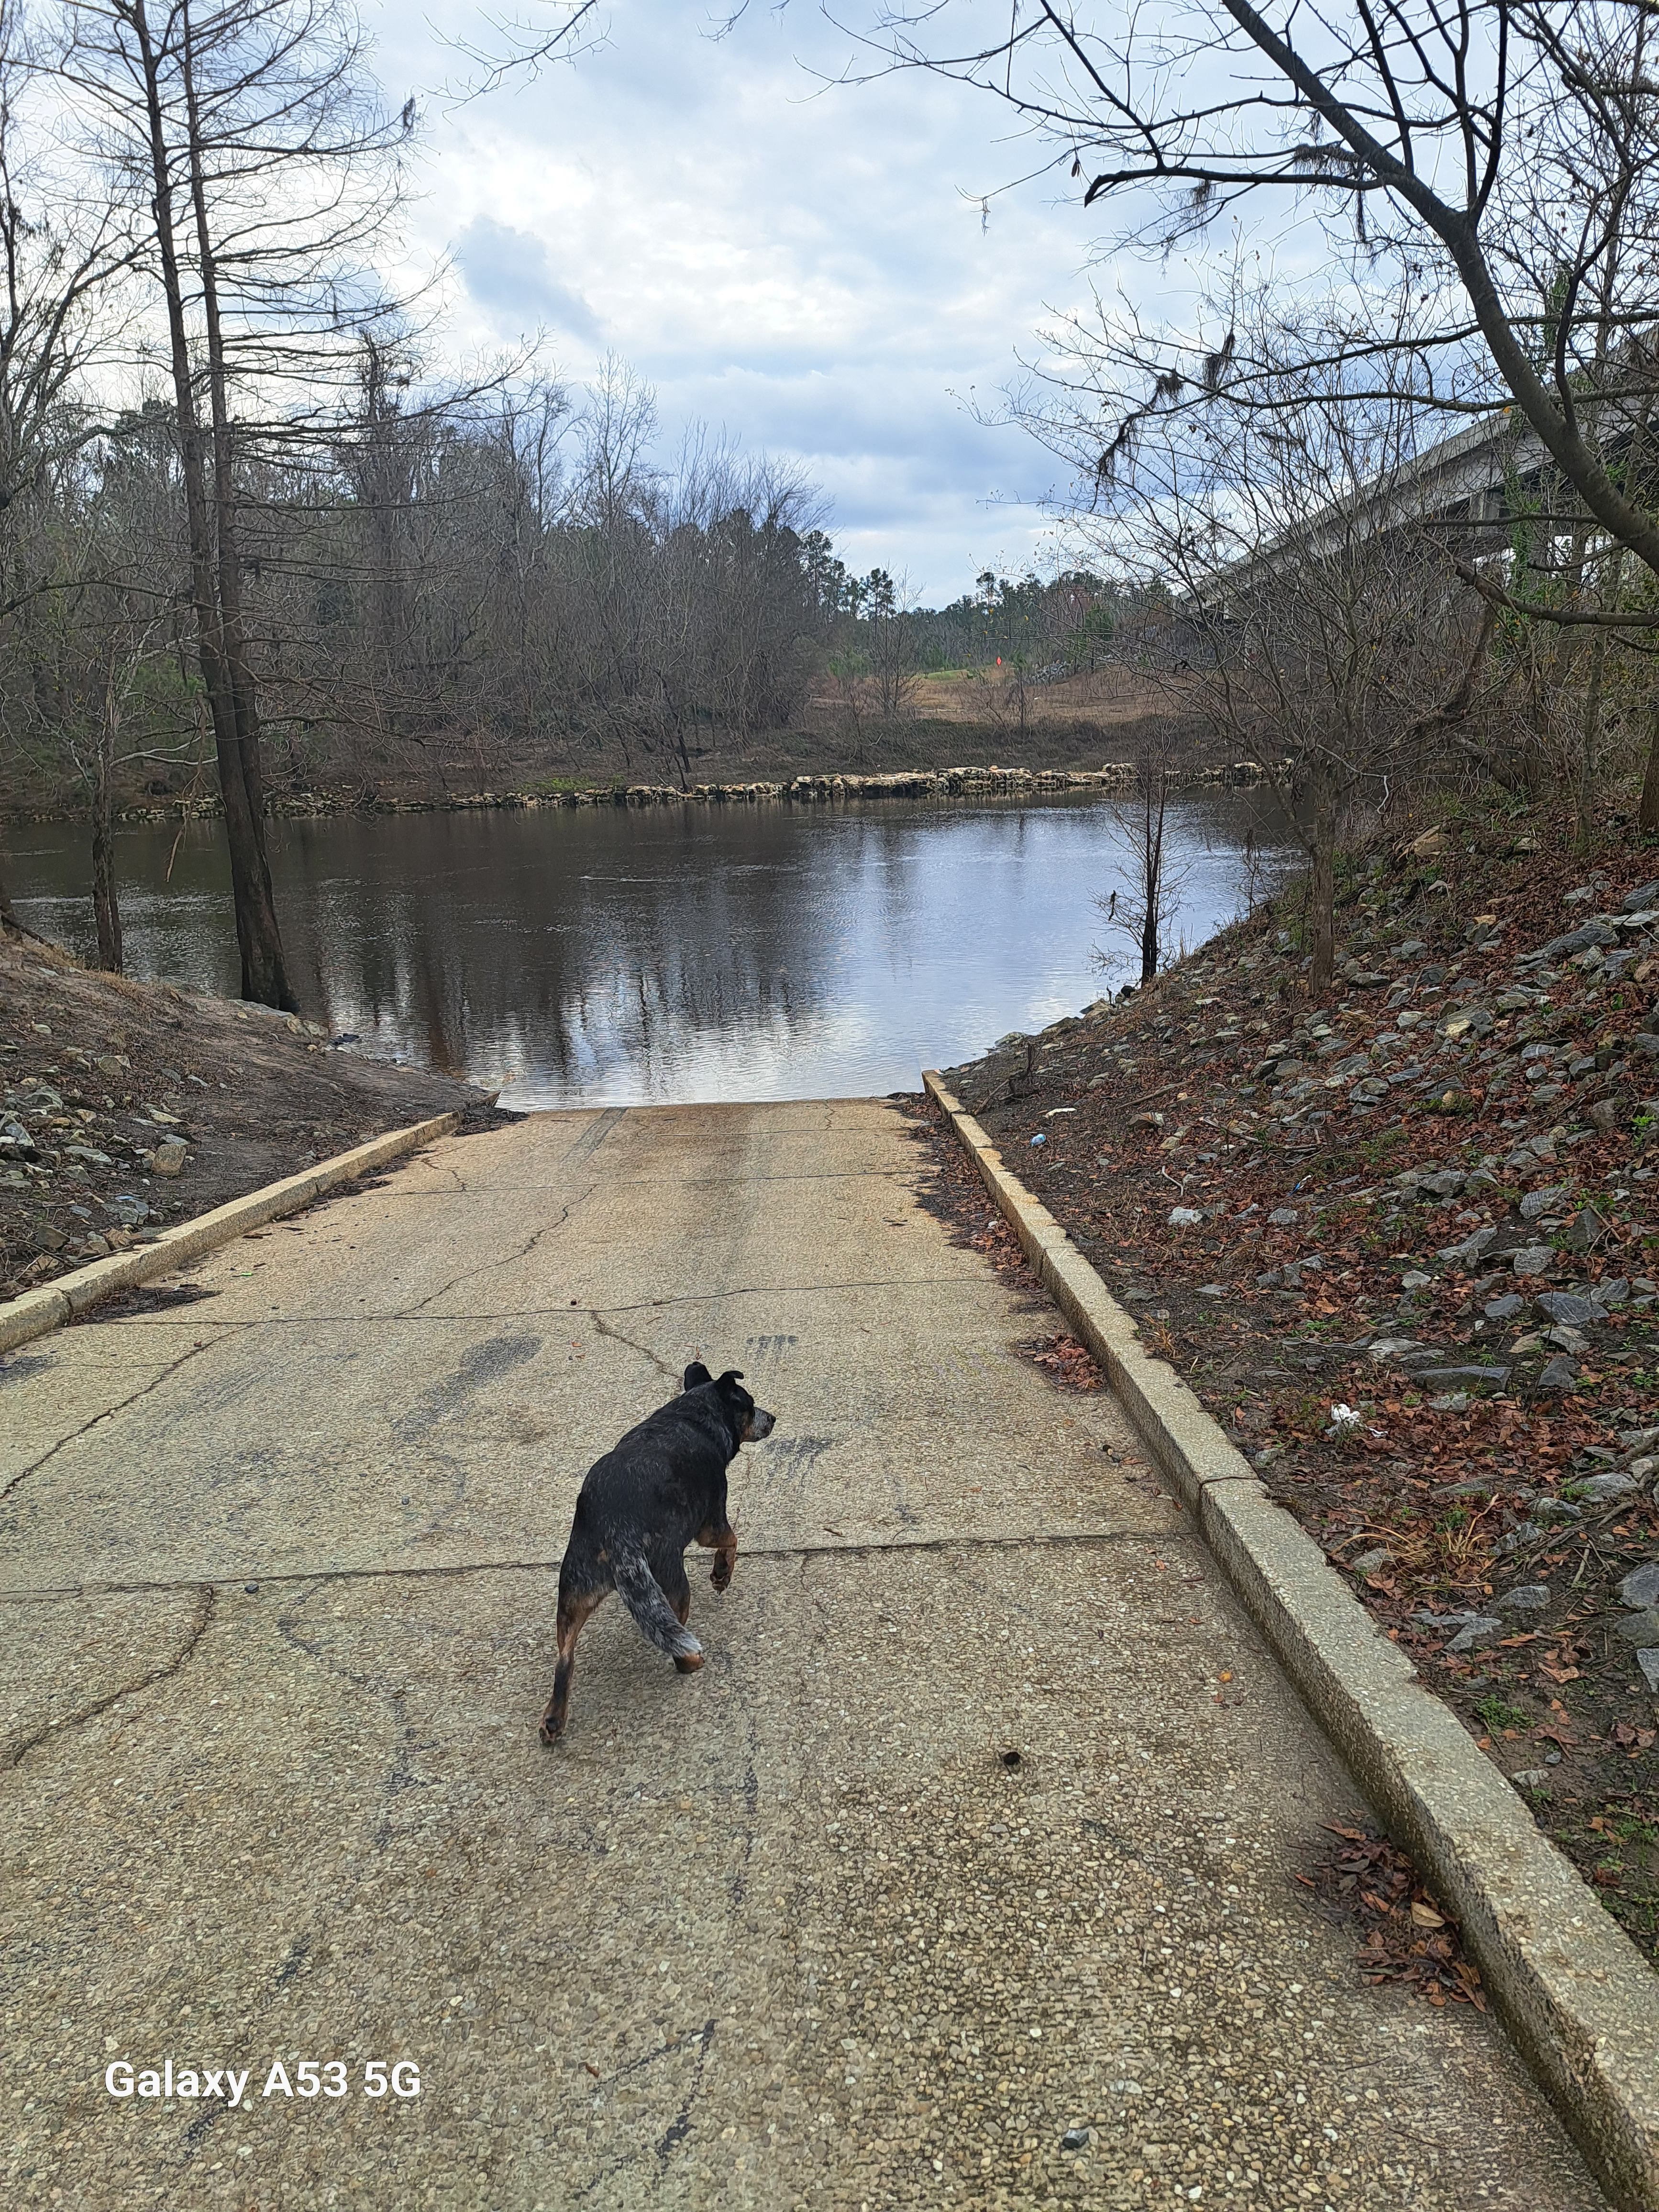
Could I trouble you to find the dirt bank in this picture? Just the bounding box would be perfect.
[0,932,508,1307]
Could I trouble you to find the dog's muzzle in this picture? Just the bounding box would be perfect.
[745,1408,776,1441]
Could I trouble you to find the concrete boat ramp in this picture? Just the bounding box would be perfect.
[0,1102,1606,2206]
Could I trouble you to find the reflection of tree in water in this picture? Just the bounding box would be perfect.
[275,807,846,1096]
[7,795,1293,1101]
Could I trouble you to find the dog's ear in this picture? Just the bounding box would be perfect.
[683,1361,712,1391]
[715,1369,750,1397]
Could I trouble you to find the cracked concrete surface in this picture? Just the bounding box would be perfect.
[0,1101,1605,2208]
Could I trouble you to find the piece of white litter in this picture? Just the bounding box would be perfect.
[1329,1404,1362,1431]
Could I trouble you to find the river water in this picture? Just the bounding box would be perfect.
[7,795,1286,1107]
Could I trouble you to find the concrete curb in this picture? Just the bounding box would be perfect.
[924,1070,1659,2210]
[0,1113,460,1359]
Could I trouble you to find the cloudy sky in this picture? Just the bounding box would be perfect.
[366,1,1120,604]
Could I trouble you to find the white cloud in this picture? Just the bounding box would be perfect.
[366,0,1117,598]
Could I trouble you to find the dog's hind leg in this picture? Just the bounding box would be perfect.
[653,1551,700,1673]
[614,1549,702,1669]
[540,1586,606,1746]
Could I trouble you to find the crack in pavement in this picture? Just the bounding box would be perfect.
[64,1276,1006,1334]
[0,1338,219,1504]
[0,1527,1184,1603]
[397,1205,573,1317]
[590,1309,682,1385]
[5,1583,216,1769]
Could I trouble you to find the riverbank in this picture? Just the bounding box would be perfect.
[910,802,1659,1964]
[0,932,506,1306]
[3,756,1274,830]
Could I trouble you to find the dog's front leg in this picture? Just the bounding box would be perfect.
[697,1519,737,1592]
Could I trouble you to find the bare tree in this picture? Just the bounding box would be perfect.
[1041,301,1486,993]
[1093,723,1192,984]
[857,0,1659,819]
[63,0,417,1003]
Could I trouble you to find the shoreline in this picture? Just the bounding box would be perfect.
[3,758,1278,830]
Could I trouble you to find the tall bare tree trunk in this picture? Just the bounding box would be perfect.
[181,0,275,872]
[127,0,294,1009]
[0,852,19,934]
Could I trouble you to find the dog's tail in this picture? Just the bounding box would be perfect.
[614,1551,702,1662]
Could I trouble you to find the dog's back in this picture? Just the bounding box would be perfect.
[540,1362,775,1742]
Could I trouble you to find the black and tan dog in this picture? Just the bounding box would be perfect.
[540,1362,775,1743]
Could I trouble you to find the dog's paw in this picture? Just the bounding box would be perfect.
[674,1651,705,1674]
[538,1707,565,1746]
[710,1559,732,1592]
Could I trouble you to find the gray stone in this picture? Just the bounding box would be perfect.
[1254,1270,1282,1289]
[1620,879,1659,913]
[1511,1246,1555,1276]
[1571,1472,1638,1503]
[1268,1208,1298,1226]
[1495,1585,1550,1614]
[1413,1365,1512,1390]
[1351,1547,1394,1577]
[1061,2129,1092,2153]
[1615,1609,1659,1645]
[1519,1184,1571,1219]
[1537,1354,1581,1390]
[1563,1207,1607,1251]
[1439,1225,1497,1265]
[1634,1034,1659,1058]
[1483,1294,1526,1321]
[1509,1768,1553,1791]
[1638,1650,1659,1695]
[1411,1609,1501,1653]
[1546,1326,1589,1355]
[1419,1170,1465,1199]
[1400,1270,1433,1292]
[1367,1337,1420,1363]
[1530,1496,1582,1522]
[1538,921,1618,959]
[1597,1279,1630,1308]
[1619,1426,1659,1451]
[1536,1292,1601,1326]
[61,1144,113,1169]
[1448,1615,1504,1652]
[1617,1562,1659,1610]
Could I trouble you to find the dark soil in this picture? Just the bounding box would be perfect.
[903,803,1659,1966]
[0,930,509,1309]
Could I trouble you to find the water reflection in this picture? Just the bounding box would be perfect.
[8,794,1288,1106]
